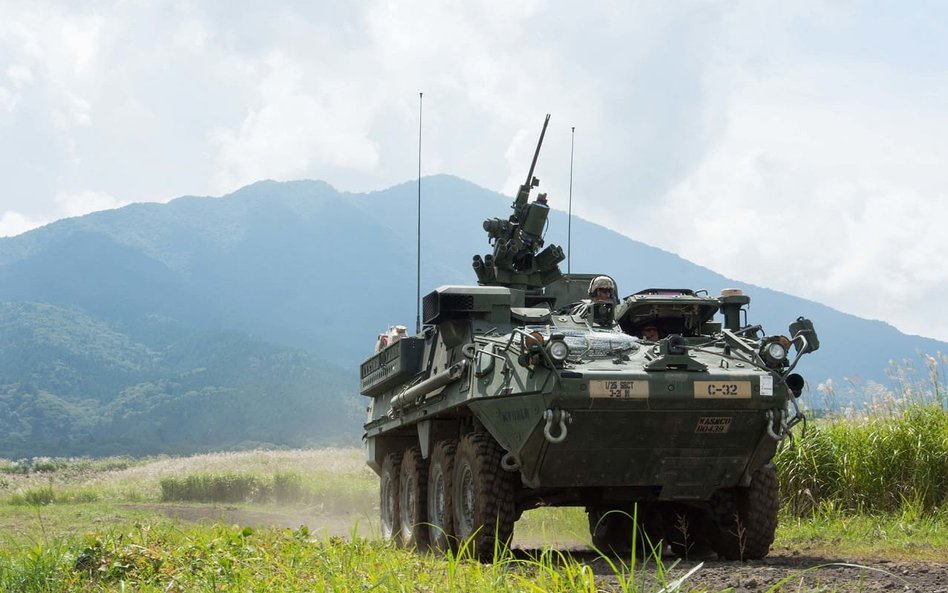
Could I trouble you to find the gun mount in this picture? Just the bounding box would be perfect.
[472,114,566,291]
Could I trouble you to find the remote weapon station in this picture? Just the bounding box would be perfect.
[359,115,819,560]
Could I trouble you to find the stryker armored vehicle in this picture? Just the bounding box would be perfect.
[359,115,819,560]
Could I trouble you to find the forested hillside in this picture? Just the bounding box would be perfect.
[0,176,944,457]
[0,302,361,458]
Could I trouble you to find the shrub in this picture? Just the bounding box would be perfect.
[159,471,317,504]
[273,472,305,504]
[160,473,265,503]
[9,485,56,506]
[778,401,948,516]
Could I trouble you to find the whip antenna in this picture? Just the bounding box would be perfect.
[416,92,423,334]
[568,126,575,275]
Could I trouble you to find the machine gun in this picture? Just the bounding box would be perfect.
[473,114,566,291]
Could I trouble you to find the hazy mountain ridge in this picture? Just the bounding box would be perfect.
[0,302,361,458]
[0,176,943,456]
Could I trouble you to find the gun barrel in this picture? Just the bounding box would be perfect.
[524,113,551,188]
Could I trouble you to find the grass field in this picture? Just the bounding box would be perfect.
[2,383,947,592]
[0,444,946,592]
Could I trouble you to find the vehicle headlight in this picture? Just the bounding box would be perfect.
[765,341,787,361]
[759,337,788,367]
[548,340,569,362]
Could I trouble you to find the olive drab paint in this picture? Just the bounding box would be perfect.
[358,115,820,561]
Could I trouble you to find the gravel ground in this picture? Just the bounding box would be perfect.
[582,551,948,592]
[140,504,947,592]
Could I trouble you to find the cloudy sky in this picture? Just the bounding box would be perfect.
[2,1,947,342]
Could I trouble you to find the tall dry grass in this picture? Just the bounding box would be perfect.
[0,448,372,505]
[778,353,948,516]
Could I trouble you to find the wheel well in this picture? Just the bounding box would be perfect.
[366,434,415,474]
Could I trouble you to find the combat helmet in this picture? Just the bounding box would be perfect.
[588,275,615,298]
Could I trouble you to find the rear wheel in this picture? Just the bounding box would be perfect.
[666,508,712,559]
[398,446,429,550]
[379,451,403,543]
[427,439,457,552]
[452,432,516,560]
[587,506,661,557]
[707,464,779,560]
[588,507,634,555]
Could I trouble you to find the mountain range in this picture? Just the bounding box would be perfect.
[0,176,942,457]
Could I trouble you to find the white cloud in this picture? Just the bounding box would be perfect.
[208,50,384,194]
[0,64,33,111]
[0,211,46,237]
[59,12,103,76]
[631,57,948,337]
[54,188,127,218]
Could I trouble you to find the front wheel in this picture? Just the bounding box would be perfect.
[707,464,779,560]
[452,432,516,560]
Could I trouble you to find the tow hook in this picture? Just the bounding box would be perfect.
[543,408,572,444]
[765,409,788,441]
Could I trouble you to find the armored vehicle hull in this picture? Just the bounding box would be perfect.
[359,116,818,560]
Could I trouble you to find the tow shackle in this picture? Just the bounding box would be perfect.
[543,408,572,444]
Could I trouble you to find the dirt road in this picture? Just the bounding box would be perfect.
[137,503,947,592]
[580,550,948,592]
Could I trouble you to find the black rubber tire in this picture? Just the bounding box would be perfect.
[379,451,403,543]
[452,432,516,560]
[398,446,429,550]
[426,439,457,552]
[588,507,634,555]
[708,464,779,560]
[666,508,712,559]
[587,506,660,558]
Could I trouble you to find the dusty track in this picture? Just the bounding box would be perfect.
[134,504,948,592]
[562,549,948,592]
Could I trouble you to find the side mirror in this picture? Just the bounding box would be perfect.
[789,317,820,353]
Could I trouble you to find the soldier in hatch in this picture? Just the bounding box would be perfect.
[587,276,616,302]
[640,323,660,341]
[568,276,618,327]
